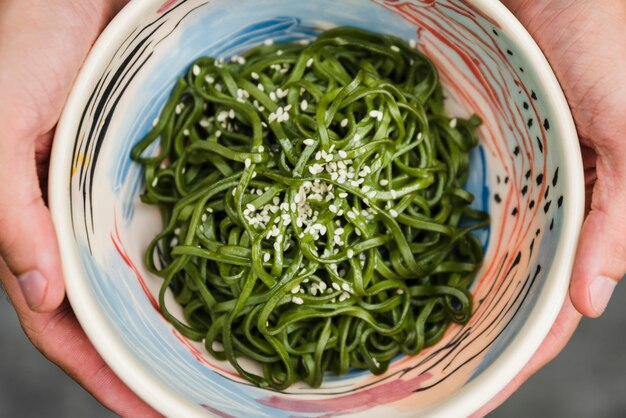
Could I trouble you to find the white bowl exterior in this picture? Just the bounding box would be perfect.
[50,0,583,417]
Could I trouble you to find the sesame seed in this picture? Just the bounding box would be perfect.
[339,192,348,198]
[391,190,398,199]
[338,150,348,159]
[391,45,400,52]
[291,285,301,294]
[390,209,399,218]
[192,65,201,76]
[329,204,338,213]
[292,296,304,305]
[306,57,314,67]
[450,118,458,128]
[274,241,281,251]
[263,253,271,263]
[303,138,315,146]
[251,72,259,80]
[340,118,348,127]
[369,110,379,118]
[170,238,178,247]
[362,185,371,193]
[347,249,354,259]
[397,288,404,295]
[379,179,389,186]
[245,158,251,168]
[246,204,255,212]
[409,39,417,48]
[367,191,376,199]
[339,292,350,302]
[354,134,362,142]
[264,38,274,45]
[332,282,340,291]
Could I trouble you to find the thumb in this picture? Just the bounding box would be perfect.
[0,132,64,312]
[570,154,626,317]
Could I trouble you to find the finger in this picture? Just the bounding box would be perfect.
[0,259,160,417]
[472,297,582,417]
[0,130,64,312]
[570,154,626,317]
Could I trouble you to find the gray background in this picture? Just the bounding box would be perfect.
[1,283,625,417]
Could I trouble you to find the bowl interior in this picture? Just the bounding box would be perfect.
[54,0,579,416]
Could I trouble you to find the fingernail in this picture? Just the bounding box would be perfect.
[590,275,617,316]
[18,271,47,310]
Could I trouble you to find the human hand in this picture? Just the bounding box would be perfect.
[0,1,158,415]
[477,0,626,414]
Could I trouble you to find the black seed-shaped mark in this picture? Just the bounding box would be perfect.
[558,196,564,207]
[507,49,514,55]
[521,185,528,196]
[529,238,535,257]
[520,67,525,73]
[536,173,544,185]
[544,119,550,130]
[511,251,522,269]
[512,207,519,216]
[536,228,541,236]
[513,146,520,156]
[528,118,534,128]
[537,136,543,153]
[544,186,550,199]
[525,169,532,179]
[493,29,499,36]
[494,194,502,204]
[550,218,554,230]
[529,200,535,209]
[523,102,529,110]
[531,90,538,100]
[504,176,509,184]
[497,175,501,184]
[544,201,552,213]
[552,167,559,186]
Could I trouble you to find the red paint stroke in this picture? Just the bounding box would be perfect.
[157,0,179,14]
[172,330,242,378]
[111,211,160,312]
[260,372,431,414]
[201,404,237,418]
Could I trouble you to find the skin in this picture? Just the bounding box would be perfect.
[0,0,623,416]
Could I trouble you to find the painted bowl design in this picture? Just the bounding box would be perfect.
[50,0,584,416]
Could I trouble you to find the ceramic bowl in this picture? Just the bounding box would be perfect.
[49,0,584,416]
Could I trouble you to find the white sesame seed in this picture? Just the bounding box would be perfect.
[264,38,274,45]
[270,92,277,101]
[292,296,304,305]
[339,292,350,302]
[390,209,399,218]
[245,158,251,168]
[391,45,400,52]
[347,249,354,259]
[192,65,201,76]
[291,285,301,294]
[263,253,271,263]
[367,191,376,199]
[170,238,178,247]
[391,190,398,199]
[332,282,340,291]
[232,189,237,196]
[362,185,371,193]
[354,134,362,142]
[417,132,423,140]
[251,72,259,80]
[339,192,348,198]
[379,179,389,186]
[306,57,314,67]
[397,288,404,295]
[205,75,215,84]
[340,118,348,127]
[338,150,348,159]
[329,204,338,213]
[274,241,281,251]
[409,39,417,48]
[335,228,344,236]
[450,118,458,128]
[304,138,315,146]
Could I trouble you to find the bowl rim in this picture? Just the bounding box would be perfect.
[49,0,584,417]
